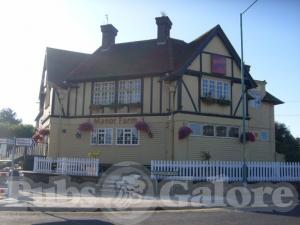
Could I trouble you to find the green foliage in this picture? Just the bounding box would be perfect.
[0,108,22,125]
[275,122,300,162]
[201,151,211,161]
[0,108,35,138]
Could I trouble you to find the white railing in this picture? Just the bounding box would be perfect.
[33,157,99,177]
[151,160,300,182]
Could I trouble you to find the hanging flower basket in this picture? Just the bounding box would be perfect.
[39,128,50,136]
[240,132,256,143]
[178,126,192,140]
[135,120,153,138]
[32,133,44,143]
[78,121,94,132]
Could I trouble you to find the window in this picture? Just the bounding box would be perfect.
[118,79,141,104]
[217,81,223,99]
[91,128,113,145]
[228,127,239,138]
[216,126,227,137]
[189,123,202,136]
[223,83,229,100]
[260,131,269,141]
[203,125,214,136]
[209,80,215,98]
[93,81,115,105]
[211,55,226,74]
[116,128,139,145]
[202,79,230,100]
[202,79,209,97]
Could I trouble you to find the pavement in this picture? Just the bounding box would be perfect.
[1,190,298,212]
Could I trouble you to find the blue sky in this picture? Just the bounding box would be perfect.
[0,0,299,137]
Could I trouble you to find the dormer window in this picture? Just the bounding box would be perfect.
[211,54,226,74]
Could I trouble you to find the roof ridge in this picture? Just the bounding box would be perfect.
[46,47,91,55]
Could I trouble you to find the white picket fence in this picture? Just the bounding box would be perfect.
[33,157,99,176]
[151,160,300,182]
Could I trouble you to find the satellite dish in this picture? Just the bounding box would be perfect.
[248,89,265,109]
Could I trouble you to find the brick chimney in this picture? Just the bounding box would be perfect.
[100,24,118,49]
[155,16,172,44]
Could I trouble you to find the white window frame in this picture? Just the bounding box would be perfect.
[116,128,140,145]
[216,125,228,137]
[187,122,240,139]
[228,126,240,138]
[118,79,141,104]
[91,128,113,145]
[93,81,115,105]
[202,79,230,100]
[188,123,203,136]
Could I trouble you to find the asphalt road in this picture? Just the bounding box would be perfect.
[0,207,300,225]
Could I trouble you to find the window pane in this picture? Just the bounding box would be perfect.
[118,79,141,104]
[91,131,97,144]
[216,126,227,137]
[229,127,239,138]
[223,83,229,100]
[217,81,223,99]
[132,128,139,144]
[98,129,105,144]
[202,79,209,97]
[93,81,115,105]
[189,123,202,136]
[209,80,215,97]
[117,129,123,144]
[105,128,112,144]
[203,125,214,136]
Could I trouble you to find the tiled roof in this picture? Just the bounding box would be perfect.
[263,92,284,105]
[46,47,90,86]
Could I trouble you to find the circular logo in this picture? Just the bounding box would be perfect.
[98,161,155,225]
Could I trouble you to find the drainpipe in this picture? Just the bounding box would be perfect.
[169,83,176,161]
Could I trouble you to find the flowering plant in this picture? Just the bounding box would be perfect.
[178,126,192,140]
[135,120,153,138]
[39,128,50,136]
[240,132,256,143]
[32,133,44,143]
[78,121,94,132]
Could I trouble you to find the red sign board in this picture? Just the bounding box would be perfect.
[211,55,226,74]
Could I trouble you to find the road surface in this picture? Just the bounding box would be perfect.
[0,206,300,225]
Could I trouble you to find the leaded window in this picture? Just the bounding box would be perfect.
[93,81,115,105]
[118,79,141,104]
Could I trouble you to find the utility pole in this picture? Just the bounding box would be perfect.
[240,0,258,184]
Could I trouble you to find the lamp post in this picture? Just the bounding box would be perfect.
[240,0,258,184]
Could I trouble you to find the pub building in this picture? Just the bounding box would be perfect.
[35,16,283,166]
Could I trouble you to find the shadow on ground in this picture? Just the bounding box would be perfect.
[33,220,114,225]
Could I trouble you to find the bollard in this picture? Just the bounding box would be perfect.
[7,170,20,199]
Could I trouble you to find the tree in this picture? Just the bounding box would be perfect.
[275,122,300,162]
[0,108,34,138]
[0,108,22,125]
